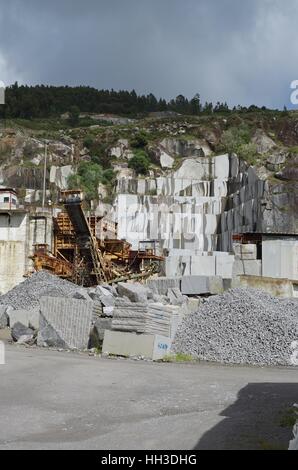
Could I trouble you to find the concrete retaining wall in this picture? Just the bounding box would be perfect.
[238,275,295,298]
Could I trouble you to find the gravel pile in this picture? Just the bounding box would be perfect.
[173,287,298,366]
[0,271,78,310]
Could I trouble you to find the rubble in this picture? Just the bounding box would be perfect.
[117,282,150,303]
[173,287,298,366]
[89,317,113,347]
[11,322,34,342]
[0,271,79,310]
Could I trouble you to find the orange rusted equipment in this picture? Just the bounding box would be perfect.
[31,190,164,286]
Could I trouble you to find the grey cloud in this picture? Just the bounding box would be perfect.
[0,0,297,108]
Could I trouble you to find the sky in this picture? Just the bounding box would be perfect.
[0,0,297,109]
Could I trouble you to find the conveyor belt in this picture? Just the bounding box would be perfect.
[64,197,107,283]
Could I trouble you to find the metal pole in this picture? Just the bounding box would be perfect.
[42,142,47,209]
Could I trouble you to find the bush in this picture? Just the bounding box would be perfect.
[67,162,117,203]
[101,168,116,185]
[130,132,148,149]
[68,161,103,202]
[83,136,94,149]
[68,105,80,127]
[128,151,150,175]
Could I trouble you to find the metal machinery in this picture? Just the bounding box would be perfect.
[31,190,164,286]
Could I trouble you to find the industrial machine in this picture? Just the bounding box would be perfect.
[31,190,164,286]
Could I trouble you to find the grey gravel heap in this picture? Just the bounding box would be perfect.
[173,287,298,366]
[0,271,78,310]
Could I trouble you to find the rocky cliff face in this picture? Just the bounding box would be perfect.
[115,146,297,255]
[0,114,297,242]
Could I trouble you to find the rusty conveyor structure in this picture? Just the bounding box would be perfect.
[31,190,164,286]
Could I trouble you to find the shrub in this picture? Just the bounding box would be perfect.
[130,132,148,149]
[128,151,150,175]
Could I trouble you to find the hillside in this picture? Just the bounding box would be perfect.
[0,111,297,235]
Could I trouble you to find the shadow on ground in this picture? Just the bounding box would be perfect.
[195,382,298,450]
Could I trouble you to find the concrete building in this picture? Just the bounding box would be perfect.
[0,187,18,210]
[0,188,52,294]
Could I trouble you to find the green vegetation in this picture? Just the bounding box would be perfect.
[0,82,276,120]
[68,105,80,127]
[219,124,257,163]
[159,353,196,363]
[67,161,116,203]
[82,138,112,169]
[128,150,151,175]
[279,407,297,428]
[130,132,148,149]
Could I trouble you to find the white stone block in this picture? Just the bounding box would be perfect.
[102,330,172,360]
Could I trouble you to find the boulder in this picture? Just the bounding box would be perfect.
[117,282,150,303]
[99,294,115,307]
[102,306,114,317]
[89,317,113,347]
[252,130,276,154]
[11,322,34,342]
[72,289,93,301]
[17,334,35,345]
[266,152,286,171]
[167,287,185,305]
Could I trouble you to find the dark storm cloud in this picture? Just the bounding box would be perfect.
[0,0,297,108]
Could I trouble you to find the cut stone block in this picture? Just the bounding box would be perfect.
[146,277,181,295]
[8,308,40,330]
[233,243,257,260]
[181,276,209,295]
[181,275,223,295]
[37,297,93,349]
[102,330,172,360]
[0,305,9,328]
[232,259,262,277]
[117,282,150,303]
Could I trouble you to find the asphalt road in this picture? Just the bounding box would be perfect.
[0,344,297,450]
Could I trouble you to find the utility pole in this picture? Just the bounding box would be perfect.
[42,141,48,210]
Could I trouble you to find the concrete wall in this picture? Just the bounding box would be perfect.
[238,275,295,298]
[0,211,29,294]
[0,211,53,294]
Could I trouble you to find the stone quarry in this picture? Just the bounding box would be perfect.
[0,117,297,367]
[0,270,297,367]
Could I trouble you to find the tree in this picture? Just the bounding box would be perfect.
[220,124,256,163]
[68,161,103,202]
[128,152,150,175]
[130,132,148,149]
[68,105,80,126]
[190,93,201,115]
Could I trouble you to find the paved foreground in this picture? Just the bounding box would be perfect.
[0,345,297,450]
